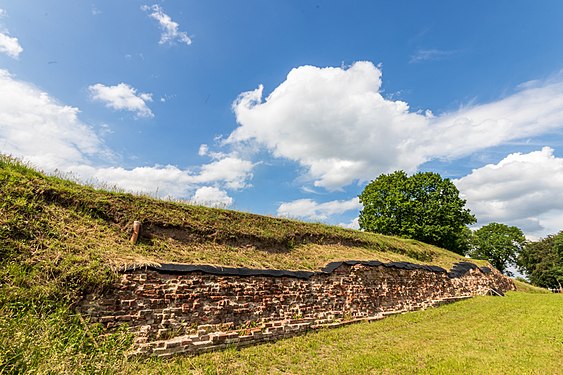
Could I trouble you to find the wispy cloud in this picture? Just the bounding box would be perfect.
[91,4,101,16]
[89,82,154,118]
[141,4,192,45]
[409,48,459,63]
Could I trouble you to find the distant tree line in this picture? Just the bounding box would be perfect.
[358,170,562,289]
[517,232,563,289]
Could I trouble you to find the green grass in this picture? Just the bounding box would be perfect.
[513,279,551,294]
[0,304,132,374]
[127,292,563,375]
[0,154,470,274]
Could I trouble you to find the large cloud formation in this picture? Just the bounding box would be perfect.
[0,70,252,206]
[455,147,563,237]
[229,61,563,190]
[230,62,428,189]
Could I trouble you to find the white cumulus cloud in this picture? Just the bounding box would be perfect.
[68,156,252,199]
[141,4,192,45]
[193,156,254,190]
[0,32,23,59]
[89,83,154,118]
[229,61,563,190]
[338,217,360,230]
[70,164,197,197]
[277,197,361,221]
[229,62,429,189]
[455,147,563,237]
[191,186,233,208]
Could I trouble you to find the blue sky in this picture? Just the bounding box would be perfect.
[1,1,563,238]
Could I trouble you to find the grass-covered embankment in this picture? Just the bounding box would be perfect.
[0,155,471,273]
[513,279,552,294]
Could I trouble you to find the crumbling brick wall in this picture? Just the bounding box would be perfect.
[79,261,514,357]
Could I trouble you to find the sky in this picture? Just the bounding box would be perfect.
[1,1,563,239]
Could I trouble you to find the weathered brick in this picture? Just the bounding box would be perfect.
[78,263,514,357]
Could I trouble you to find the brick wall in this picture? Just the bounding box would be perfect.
[79,261,514,358]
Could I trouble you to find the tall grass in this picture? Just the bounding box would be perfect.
[0,303,132,374]
[0,156,132,374]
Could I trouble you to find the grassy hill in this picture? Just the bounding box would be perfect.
[4,155,557,374]
[0,155,476,291]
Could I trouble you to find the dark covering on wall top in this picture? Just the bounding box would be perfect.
[123,260,491,280]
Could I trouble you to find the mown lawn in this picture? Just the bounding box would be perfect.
[128,292,563,375]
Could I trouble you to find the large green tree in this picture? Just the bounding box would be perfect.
[358,171,476,254]
[469,222,526,275]
[517,232,563,289]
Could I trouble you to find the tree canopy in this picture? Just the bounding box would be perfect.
[517,232,563,289]
[358,171,476,254]
[469,222,526,275]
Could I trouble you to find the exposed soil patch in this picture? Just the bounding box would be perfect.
[142,224,372,254]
